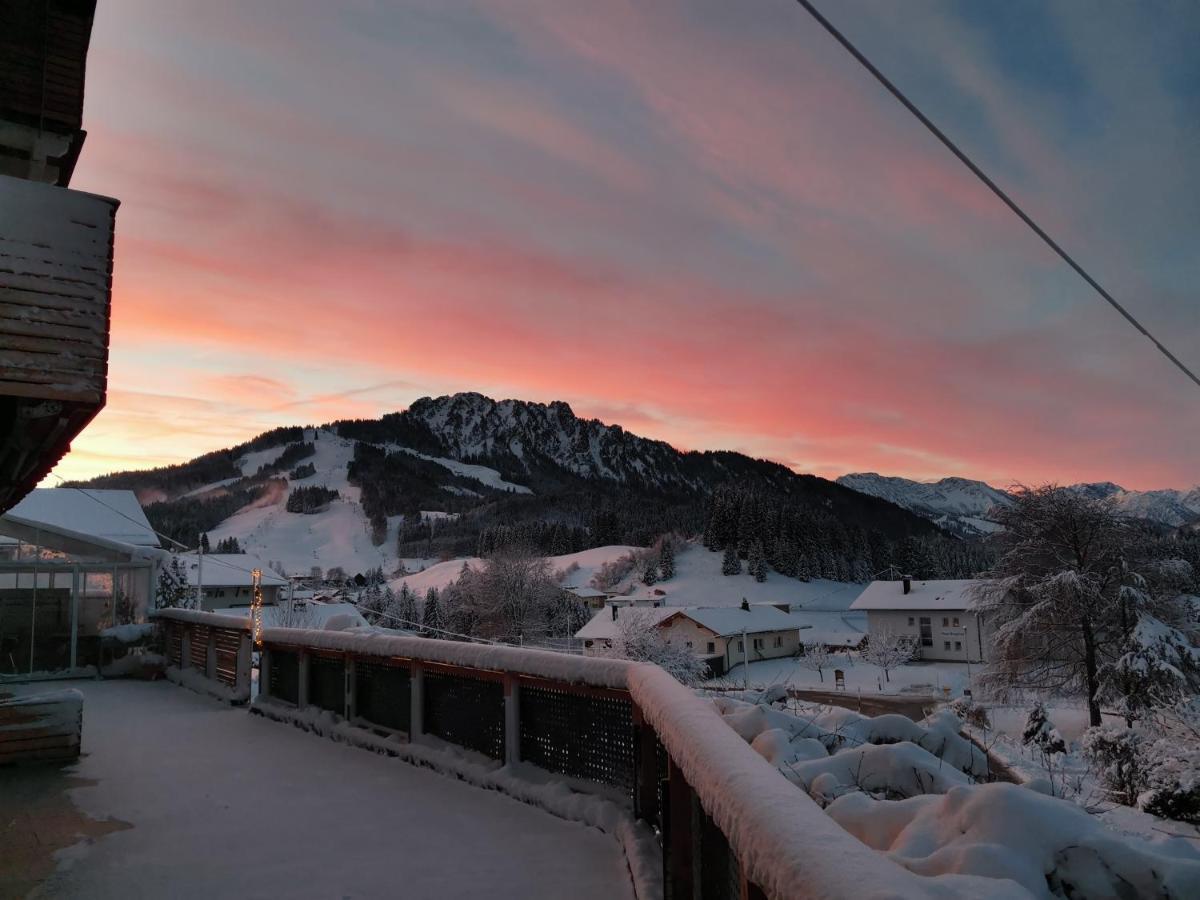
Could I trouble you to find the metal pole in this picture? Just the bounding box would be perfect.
[742,627,749,692]
[196,540,205,610]
[29,529,41,674]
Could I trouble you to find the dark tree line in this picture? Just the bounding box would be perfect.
[704,485,991,582]
[255,441,315,477]
[286,485,339,514]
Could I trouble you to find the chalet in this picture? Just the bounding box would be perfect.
[1,0,118,514]
[850,577,992,663]
[563,585,610,610]
[173,553,289,611]
[576,605,802,676]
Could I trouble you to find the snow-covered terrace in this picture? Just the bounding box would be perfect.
[5,679,634,899]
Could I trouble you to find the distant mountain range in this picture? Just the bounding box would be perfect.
[71,393,945,570]
[836,472,1200,537]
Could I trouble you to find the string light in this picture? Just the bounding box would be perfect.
[251,568,264,647]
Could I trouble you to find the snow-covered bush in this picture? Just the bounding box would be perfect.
[1022,703,1066,756]
[826,782,1200,898]
[591,553,637,591]
[1140,739,1200,824]
[1082,727,1151,807]
[950,696,991,729]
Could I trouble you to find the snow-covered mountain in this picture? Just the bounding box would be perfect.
[838,472,1200,532]
[836,474,1010,537]
[1066,483,1200,528]
[72,393,945,574]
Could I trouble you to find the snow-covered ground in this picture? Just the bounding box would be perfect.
[16,680,634,900]
[715,654,973,697]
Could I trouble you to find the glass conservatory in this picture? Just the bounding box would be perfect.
[0,517,159,680]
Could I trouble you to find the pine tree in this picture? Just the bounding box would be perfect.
[422,587,445,636]
[748,539,767,582]
[395,584,419,628]
[722,545,741,576]
[641,561,658,586]
[199,533,210,553]
[659,540,675,580]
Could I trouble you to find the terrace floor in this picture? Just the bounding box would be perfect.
[1,680,636,900]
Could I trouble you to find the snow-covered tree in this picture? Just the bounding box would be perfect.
[156,556,192,609]
[796,641,833,683]
[861,627,916,683]
[972,486,1134,726]
[748,539,768,583]
[603,610,707,687]
[1082,727,1151,807]
[659,539,676,581]
[722,545,741,576]
[422,587,445,636]
[640,559,659,586]
[1022,702,1067,756]
[384,584,419,629]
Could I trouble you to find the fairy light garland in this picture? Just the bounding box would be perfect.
[251,568,264,646]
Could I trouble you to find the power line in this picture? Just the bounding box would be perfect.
[793,0,1200,390]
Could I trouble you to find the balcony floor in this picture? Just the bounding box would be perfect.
[1,680,635,899]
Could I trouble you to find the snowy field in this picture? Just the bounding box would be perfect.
[16,680,634,900]
[715,654,974,697]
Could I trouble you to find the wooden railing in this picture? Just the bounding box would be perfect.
[250,628,958,900]
[152,609,252,704]
[0,688,82,764]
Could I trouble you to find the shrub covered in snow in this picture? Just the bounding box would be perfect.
[1081,727,1151,807]
[826,782,1200,898]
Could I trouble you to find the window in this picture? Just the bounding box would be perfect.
[919,617,932,647]
[753,638,764,651]
[907,617,914,627]
[942,617,949,628]
[943,641,951,651]
[774,635,782,648]
[954,641,962,651]
[707,642,715,654]
[685,641,693,649]
[952,617,960,627]
[737,640,744,653]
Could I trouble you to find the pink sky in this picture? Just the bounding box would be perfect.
[52,0,1199,490]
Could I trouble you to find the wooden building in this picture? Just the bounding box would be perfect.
[0,0,116,514]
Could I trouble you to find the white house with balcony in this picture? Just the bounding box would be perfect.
[850,577,992,663]
[575,604,801,676]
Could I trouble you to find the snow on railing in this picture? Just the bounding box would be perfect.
[242,626,1021,900]
[152,608,252,703]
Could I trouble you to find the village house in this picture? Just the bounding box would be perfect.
[575,604,801,676]
[850,576,992,663]
[175,553,288,610]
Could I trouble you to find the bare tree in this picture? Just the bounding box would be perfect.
[604,610,708,687]
[861,627,916,683]
[795,641,834,683]
[470,547,561,642]
[969,485,1187,726]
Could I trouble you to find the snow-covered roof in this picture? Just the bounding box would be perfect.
[576,605,800,641]
[850,579,979,612]
[565,586,608,599]
[210,601,366,630]
[5,488,159,546]
[176,553,289,588]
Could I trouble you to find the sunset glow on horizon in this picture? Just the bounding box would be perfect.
[53,0,1199,491]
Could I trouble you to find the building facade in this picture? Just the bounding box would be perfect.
[850,578,992,663]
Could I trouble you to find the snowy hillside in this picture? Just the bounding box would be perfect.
[189,429,532,576]
[839,472,1200,531]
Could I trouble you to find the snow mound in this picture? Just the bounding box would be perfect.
[827,783,1200,899]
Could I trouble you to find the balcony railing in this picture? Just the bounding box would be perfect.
[154,609,967,900]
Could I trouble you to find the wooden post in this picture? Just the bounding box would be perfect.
[181,628,192,670]
[259,643,271,700]
[345,655,356,720]
[206,629,217,681]
[633,704,659,824]
[297,651,310,709]
[666,758,697,900]
[503,674,520,766]
[409,662,424,738]
[236,631,253,702]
